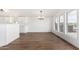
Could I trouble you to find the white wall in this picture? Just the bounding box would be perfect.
[0,16,53,33]
[16,17,52,33]
[15,17,29,33]
[28,17,52,32]
[0,16,15,24]
[0,17,8,24]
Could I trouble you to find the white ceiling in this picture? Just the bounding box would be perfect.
[0,9,72,17]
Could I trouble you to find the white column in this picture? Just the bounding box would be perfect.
[64,11,68,34]
[53,16,56,31]
[77,9,79,39]
[58,16,60,32]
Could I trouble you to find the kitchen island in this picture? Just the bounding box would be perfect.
[0,24,19,47]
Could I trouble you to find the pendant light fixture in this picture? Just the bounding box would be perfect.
[0,9,8,12]
[0,9,4,11]
[0,9,8,16]
[0,9,5,16]
[38,10,44,20]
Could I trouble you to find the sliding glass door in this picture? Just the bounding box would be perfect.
[67,10,77,39]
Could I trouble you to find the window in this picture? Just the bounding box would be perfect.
[54,10,78,39]
[55,17,59,31]
[59,15,64,32]
[67,10,77,33]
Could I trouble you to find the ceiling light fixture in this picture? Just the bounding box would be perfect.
[38,10,44,20]
[0,9,8,12]
[0,9,4,11]
[0,9,9,16]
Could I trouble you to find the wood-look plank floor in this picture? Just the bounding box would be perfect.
[0,32,77,50]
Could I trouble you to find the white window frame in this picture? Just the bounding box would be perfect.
[67,10,77,33]
[55,16,60,32]
[59,15,65,33]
